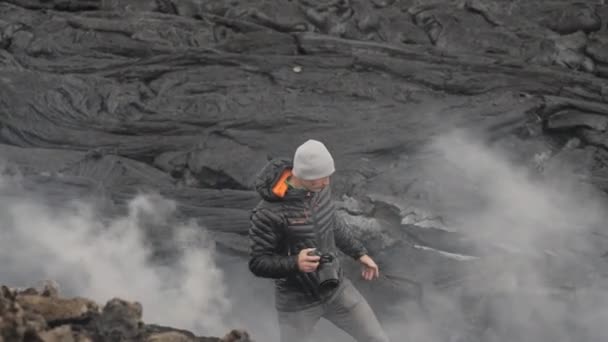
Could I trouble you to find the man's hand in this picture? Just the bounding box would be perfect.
[358,255,379,280]
[297,248,320,273]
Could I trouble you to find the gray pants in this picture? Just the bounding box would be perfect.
[277,280,389,342]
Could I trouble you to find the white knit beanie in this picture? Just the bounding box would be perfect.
[292,139,335,180]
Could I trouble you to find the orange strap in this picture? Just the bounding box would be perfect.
[272,169,292,198]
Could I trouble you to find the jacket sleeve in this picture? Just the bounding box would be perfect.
[248,207,300,278]
[334,212,368,260]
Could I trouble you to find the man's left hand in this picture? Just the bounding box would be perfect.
[358,255,380,281]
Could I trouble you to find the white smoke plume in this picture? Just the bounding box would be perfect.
[382,129,608,341]
[0,171,231,336]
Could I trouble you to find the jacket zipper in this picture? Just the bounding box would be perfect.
[301,191,321,298]
[310,191,324,298]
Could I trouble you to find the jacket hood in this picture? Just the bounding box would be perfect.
[255,158,296,201]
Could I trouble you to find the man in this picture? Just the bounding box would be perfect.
[248,139,389,342]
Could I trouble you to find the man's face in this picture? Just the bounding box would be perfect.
[300,176,330,192]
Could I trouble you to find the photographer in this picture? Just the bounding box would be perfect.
[248,139,389,342]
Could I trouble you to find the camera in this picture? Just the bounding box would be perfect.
[307,249,340,291]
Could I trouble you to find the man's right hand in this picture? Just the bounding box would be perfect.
[297,248,320,273]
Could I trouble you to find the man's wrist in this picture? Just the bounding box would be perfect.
[287,255,300,272]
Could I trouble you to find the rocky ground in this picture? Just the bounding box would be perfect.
[1,0,608,341]
[0,281,249,342]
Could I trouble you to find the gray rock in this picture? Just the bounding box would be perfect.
[546,110,608,131]
[94,298,144,341]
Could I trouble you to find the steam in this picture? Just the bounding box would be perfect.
[434,131,604,249]
[3,128,608,341]
[385,130,608,341]
[0,172,231,336]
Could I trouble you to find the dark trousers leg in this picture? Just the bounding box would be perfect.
[323,280,390,342]
[277,305,323,342]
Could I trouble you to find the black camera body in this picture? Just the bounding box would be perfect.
[307,249,340,291]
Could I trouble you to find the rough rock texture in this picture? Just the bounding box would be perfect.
[0,284,250,342]
[2,0,608,341]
